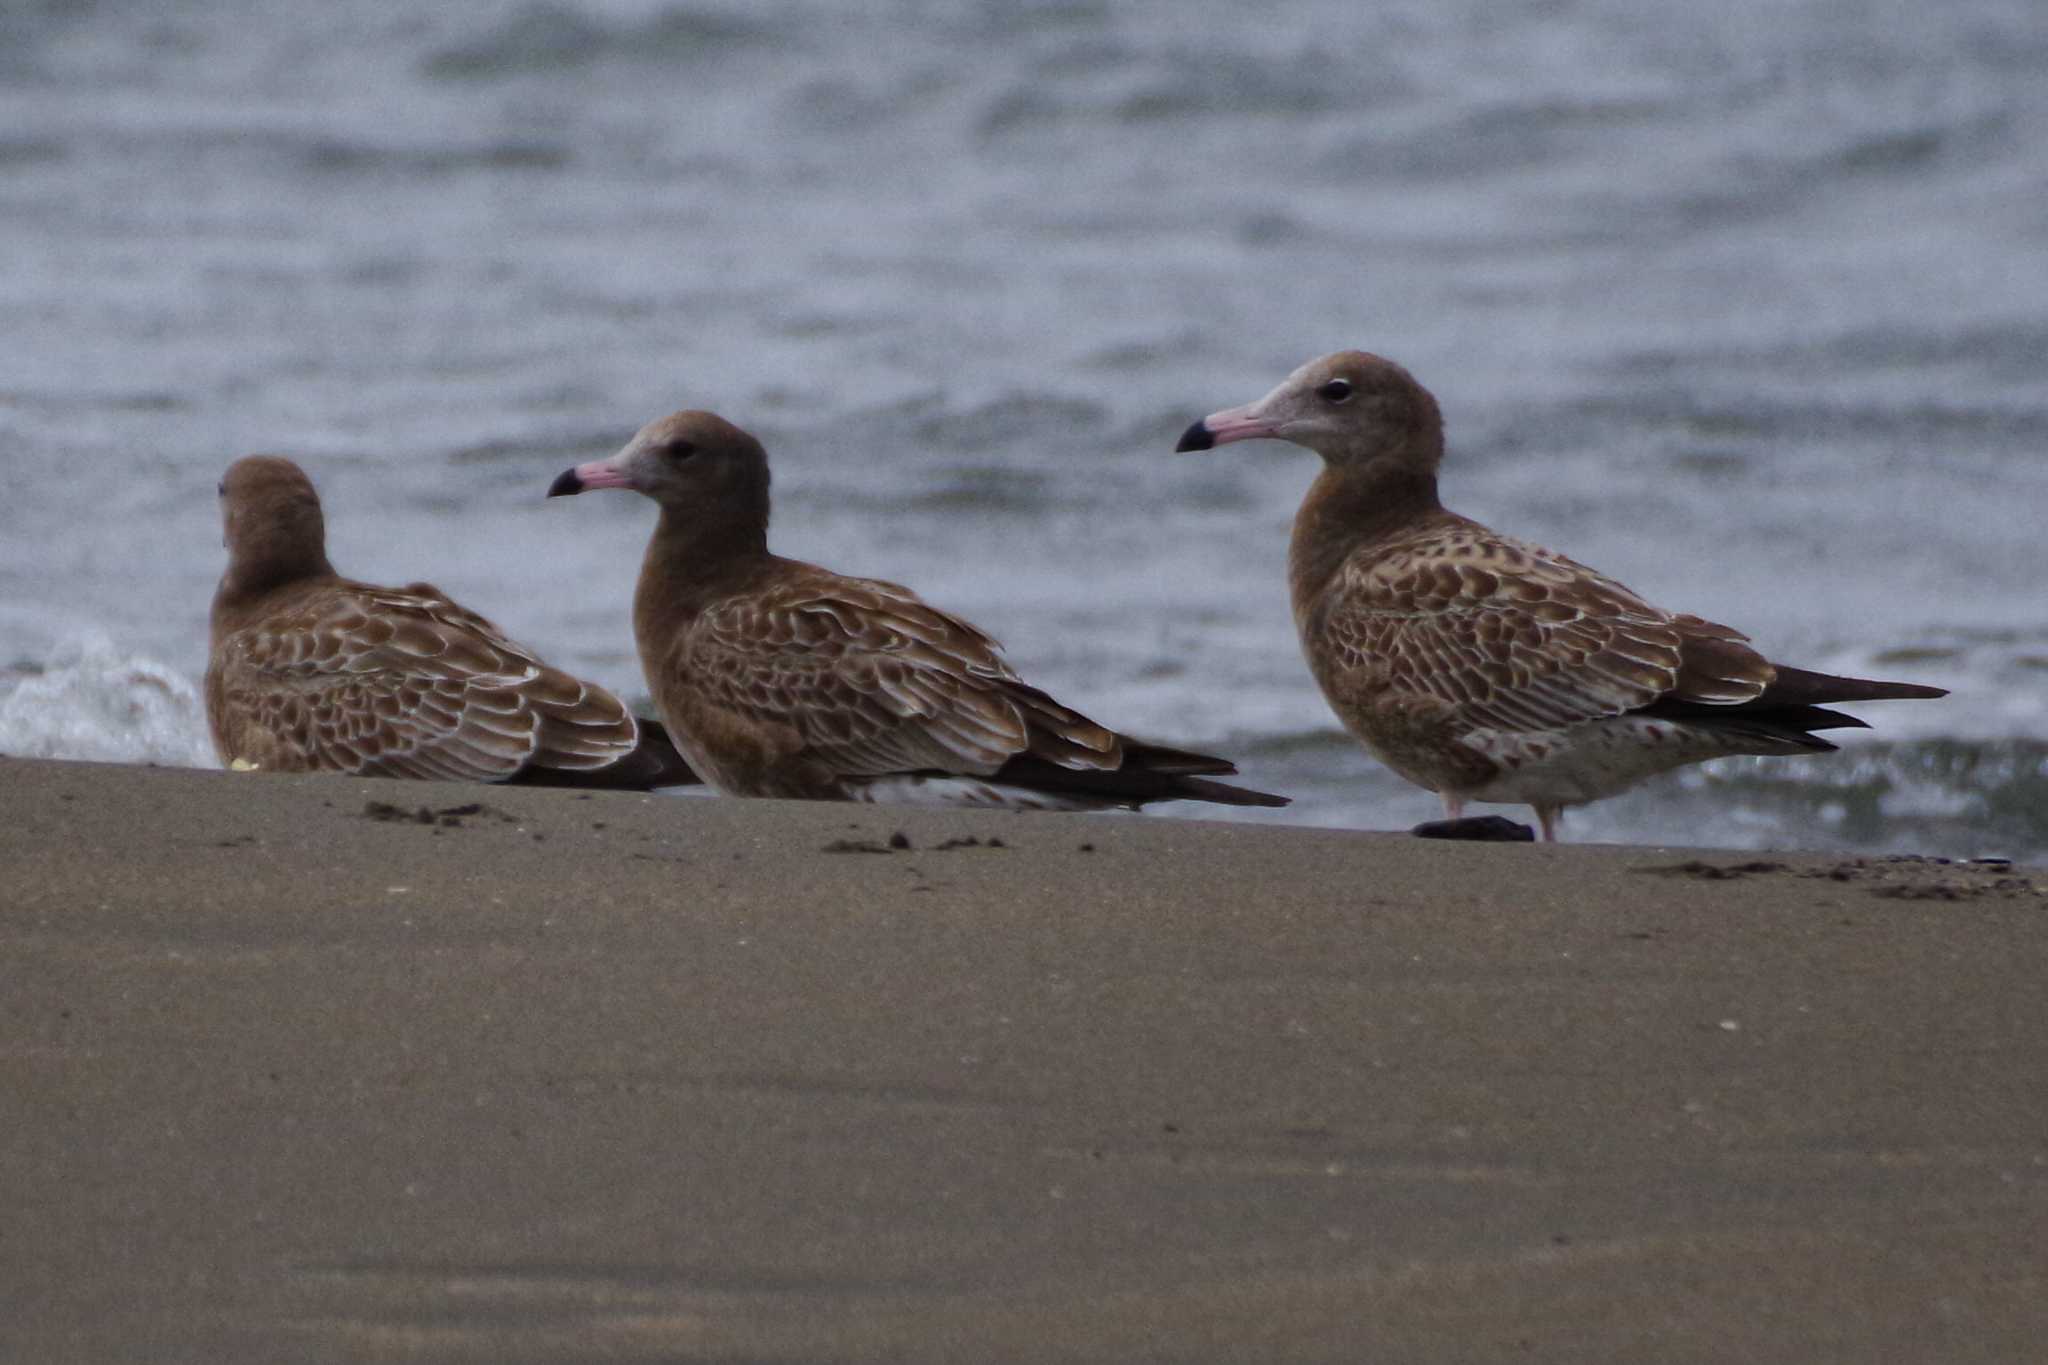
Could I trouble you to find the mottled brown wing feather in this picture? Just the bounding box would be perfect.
[214,583,637,779]
[679,571,1118,779]
[391,584,643,770]
[1314,531,1773,731]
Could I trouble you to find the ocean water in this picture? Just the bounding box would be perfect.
[2,0,2043,856]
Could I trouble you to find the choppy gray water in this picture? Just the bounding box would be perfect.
[2,0,2043,855]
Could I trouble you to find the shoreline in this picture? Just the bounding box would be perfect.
[5,756,2044,1362]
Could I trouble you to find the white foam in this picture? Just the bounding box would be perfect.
[0,632,217,769]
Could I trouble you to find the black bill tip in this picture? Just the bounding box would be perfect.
[1174,420,1215,453]
[546,468,584,499]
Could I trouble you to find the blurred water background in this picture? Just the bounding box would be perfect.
[2,0,2043,855]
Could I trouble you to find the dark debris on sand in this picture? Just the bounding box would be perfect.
[822,838,897,855]
[1640,853,2042,902]
[1810,855,2043,902]
[1641,860,1790,881]
[823,831,1005,854]
[360,799,517,829]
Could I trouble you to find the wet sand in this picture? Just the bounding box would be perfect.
[4,756,2044,1363]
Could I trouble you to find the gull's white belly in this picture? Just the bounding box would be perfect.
[1456,717,1751,807]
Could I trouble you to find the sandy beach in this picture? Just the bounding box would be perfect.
[3,755,2044,1362]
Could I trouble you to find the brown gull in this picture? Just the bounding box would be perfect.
[546,411,1288,812]
[207,455,698,789]
[1175,350,1945,841]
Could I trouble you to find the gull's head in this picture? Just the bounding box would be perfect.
[548,410,771,523]
[217,455,331,586]
[1175,350,1443,475]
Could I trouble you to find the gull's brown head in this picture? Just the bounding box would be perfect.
[217,454,334,596]
[1175,350,1444,476]
[548,410,771,528]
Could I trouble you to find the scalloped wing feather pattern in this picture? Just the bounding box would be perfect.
[1317,529,1773,737]
[213,583,637,780]
[681,572,1120,786]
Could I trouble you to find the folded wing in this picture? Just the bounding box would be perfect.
[1311,531,1776,732]
[679,571,1123,780]
[213,582,642,781]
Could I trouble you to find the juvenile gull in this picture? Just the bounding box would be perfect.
[547,411,1288,812]
[1176,351,1945,841]
[207,455,697,789]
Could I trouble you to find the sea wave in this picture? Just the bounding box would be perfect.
[1626,739,2048,860]
[423,3,776,80]
[0,634,215,770]
[1207,728,2047,860]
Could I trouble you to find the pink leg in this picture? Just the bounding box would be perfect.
[1534,805,1562,842]
[1441,793,1466,820]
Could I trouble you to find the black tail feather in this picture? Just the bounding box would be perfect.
[1635,699,1867,752]
[1759,666,1948,707]
[984,747,1289,810]
[510,717,703,791]
[1640,662,1943,754]
[1112,738,1244,778]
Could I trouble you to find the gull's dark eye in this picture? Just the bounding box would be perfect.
[1316,378,1354,404]
[662,440,696,462]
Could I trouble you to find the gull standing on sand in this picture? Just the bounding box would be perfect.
[546,411,1288,812]
[207,455,698,789]
[1175,351,1945,841]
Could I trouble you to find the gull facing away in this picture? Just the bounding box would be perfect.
[546,411,1288,812]
[207,455,698,789]
[1175,351,1945,842]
